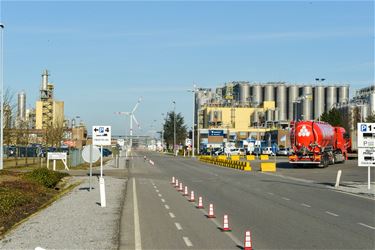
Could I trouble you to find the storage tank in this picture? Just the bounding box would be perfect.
[326,86,337,112]
[252,110,259,124]
[239,83,250,105]
[17,91,26,121]
[288,85,299,120]
[41,69,49,91]
[369,92,375,115]
[251,84,263,106]
[215,110,222,122]
[302,86,313,120]
[266,109,274,122]
[264,84,275,102]
[314,86,325,120]
[338,85,349,104]
[276,84,287,121]
[274,109,279,121]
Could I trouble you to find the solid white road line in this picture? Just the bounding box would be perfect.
[183,237,193,247]
[169,212,175,218]
[325,211,339,217]
[301,203,311,208]
[358,222,375,230]
[133,179,142,250]
[161,198,165,203]
[165,205,170,210]
[282,197,291,201]
[175,223,183,230]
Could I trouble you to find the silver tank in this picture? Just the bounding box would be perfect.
[326,86,337,112]
[41,69,49,90]
[338,85,349,104]
[215,110,222,122]
[302,86,313,120]
[362,104,369,121]
[369,92,375,115]
[266,109,274,121]
[276,84,287,121]
[251,84,263,106]
[314,86,325,120]
[252,110,259,124]
[18,91,26,121]
[274,109,279,121]
[264,84,275,101]
[238,83,250,104]
[288,85,299,120]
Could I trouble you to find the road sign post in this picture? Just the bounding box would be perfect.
[82,144,100,191]
[357,123,375,190]
[92,125,112,207]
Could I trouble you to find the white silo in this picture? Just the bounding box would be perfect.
[18,91,26,121]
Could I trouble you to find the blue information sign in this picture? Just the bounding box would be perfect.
[209,130,224,136]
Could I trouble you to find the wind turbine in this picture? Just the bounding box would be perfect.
[115,97,142,149]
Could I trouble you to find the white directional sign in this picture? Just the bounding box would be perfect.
[92,126,112,146]
[358,123,375,167]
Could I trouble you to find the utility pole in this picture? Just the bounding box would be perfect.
[173,101,176,156]
[0,23,4,170]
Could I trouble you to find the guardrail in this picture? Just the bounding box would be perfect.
[198,156,251,171]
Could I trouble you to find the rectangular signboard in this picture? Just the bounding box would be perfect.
[93,125,112,146]
[358,148,375,167]
[358,123,375,148]
[208,130,224,136]
[47,152,67,160]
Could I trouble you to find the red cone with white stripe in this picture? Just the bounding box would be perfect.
[189,191,195,202]
[183,186,188,196]
[244,230,252,250]
[171,176,175,184]
[178,182,183,192]
[221,214,231,231]
[175,179,179,188]
[207,203,216,218]
[196,196,204,209]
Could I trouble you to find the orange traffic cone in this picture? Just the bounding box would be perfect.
[171,176,175,184]
[175,179,179,188]
[207,203,216,218]
[178,182,183,192]
[221,214,231,231]
[189,191,195,202]
[196,196,204,209]
[244,231,252,250]
[183,186,188,196]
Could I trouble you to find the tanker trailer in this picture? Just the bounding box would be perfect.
[289,121,350,167]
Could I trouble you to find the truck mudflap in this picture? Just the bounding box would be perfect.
[289,154,321,164]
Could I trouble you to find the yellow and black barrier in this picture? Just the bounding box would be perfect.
[260,162,276,172]
[198,156,251,171]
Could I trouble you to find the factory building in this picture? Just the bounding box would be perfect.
[35,70,64,129]
[195,81,350,149]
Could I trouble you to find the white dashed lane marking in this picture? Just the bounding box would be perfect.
[169,212,175,218]
[158,194,162,197]
[183,237,193,247]
[358,222,375,230]
[282,197,291,201]
[267,192,274,195]
[301,203,311,208]
[175,223,183,230]
[161,198,165,203]
[325,211,339,217]
[164,205,170,210]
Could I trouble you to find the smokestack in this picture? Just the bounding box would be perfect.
[18,91,26,121]
[41,69,49,90]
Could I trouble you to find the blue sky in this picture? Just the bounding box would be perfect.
[1,1,374,135]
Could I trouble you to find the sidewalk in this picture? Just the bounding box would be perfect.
[0,160,127,250]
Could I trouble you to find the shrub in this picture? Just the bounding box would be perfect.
[25,168,69,188]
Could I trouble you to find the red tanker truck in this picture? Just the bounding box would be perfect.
[289,121,350,167]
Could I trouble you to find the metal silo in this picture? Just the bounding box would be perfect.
[264,84,275,102]
[251,84,263,106]
[252,110,259,125]
[266,109,274,122]
[276,84,287,121]
[18,91,26,121]
[302,86,313,120]
[369,92,375,115]
[325,86,337,112]
[338,85,349,104]
[41,69,49,91]
[288,85,299,120]
[314,86,325,120]
[239,83,250,105]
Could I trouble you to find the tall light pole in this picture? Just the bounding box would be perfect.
[188,85,197,157]
[0,23,4,170]
[173,101,176,155]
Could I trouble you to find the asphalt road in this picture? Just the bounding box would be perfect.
[119,151,375,249]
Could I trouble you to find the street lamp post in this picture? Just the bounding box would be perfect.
[173,101,176,155]
[0,23,4,170]
[188,85,197,157]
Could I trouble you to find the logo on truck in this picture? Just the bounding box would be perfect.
[298,125,310,137]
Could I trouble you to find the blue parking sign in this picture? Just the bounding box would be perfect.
[360,124,367,132]
[99,127,104,133]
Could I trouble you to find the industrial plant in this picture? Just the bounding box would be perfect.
[194,81,374,151]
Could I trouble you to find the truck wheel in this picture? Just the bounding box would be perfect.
[319,154,329,168]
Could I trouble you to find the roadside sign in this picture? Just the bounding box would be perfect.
[358,123,375,148]
[48,152,67,160]
[92,125,111,146]
[358,148,375,167]
[82,145,101,163]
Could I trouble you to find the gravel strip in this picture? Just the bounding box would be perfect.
[0,175,127,250]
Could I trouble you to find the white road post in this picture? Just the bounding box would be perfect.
[368,167,371,190]
[335,170,342,188]
[99,145,106,207]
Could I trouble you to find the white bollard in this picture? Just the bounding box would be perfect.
[335,170,342,188]
[99,177,106,207]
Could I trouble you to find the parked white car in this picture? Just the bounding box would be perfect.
[262,147,275,156]
[229,148,246,156]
